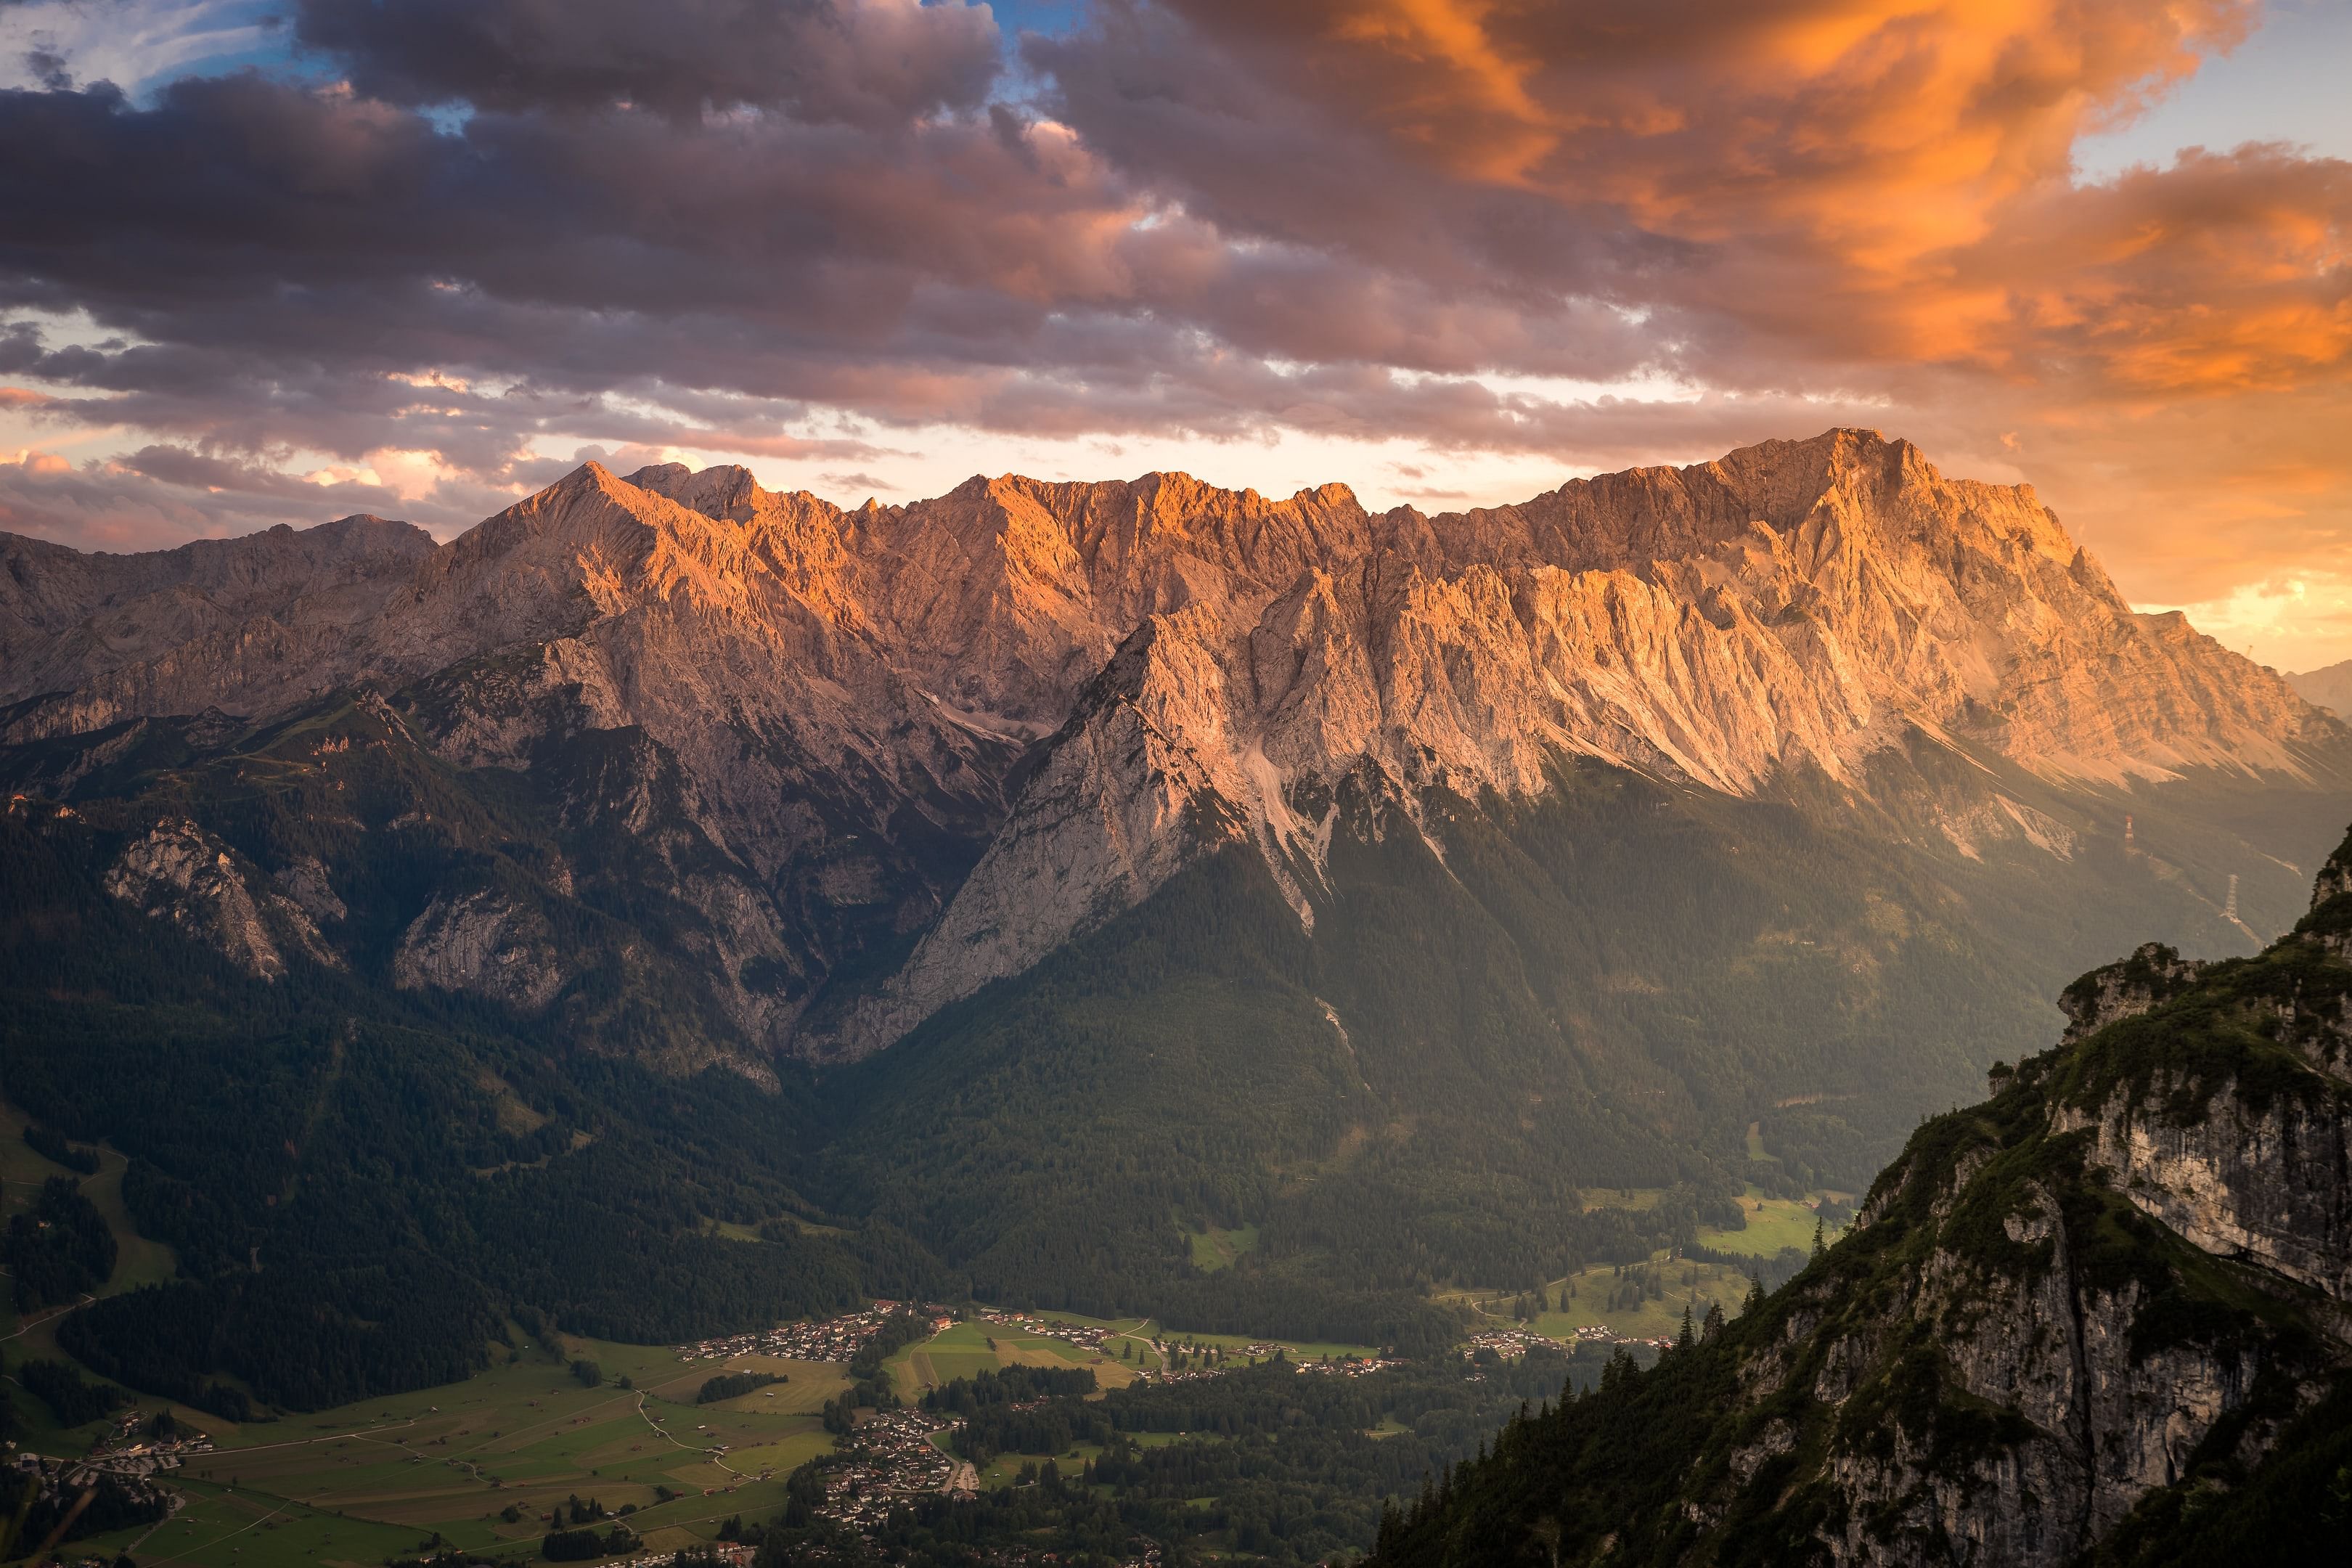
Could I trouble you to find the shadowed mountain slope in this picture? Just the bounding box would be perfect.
[1,431,2346,1410]
[1368,830,2352,1568]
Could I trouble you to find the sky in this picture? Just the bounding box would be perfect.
[1,1,2347,670]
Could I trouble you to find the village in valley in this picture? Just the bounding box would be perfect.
[3,1157,1840,1567]
[16,1267,1727,1563]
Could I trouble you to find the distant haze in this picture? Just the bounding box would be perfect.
[2290,660,2352,717]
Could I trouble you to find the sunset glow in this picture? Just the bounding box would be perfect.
[1,0,2346,665]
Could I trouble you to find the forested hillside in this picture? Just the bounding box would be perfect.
[5,674,2347,1410]
[1366,830,2352,1568]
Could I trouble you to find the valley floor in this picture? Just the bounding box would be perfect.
[6,1082,1852,1567]
[9,1187,1848,1568]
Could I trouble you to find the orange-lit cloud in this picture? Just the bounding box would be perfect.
[1,0,2346,662]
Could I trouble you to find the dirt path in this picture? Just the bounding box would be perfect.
[629,1389,751,1483]
[0,1291,92,1342]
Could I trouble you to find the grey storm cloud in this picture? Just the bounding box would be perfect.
[292,0,1002,127]
[0,0,2345,604]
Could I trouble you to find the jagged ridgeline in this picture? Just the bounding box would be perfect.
[1370,833,2352,1568]
[2,430,2348,1406]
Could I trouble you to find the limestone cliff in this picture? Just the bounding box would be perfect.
[101,817,337,981]
[819,432,2338,1053]
[1368,838,2352,1568]
[1,430,2337,1063]
[0,515,436,738]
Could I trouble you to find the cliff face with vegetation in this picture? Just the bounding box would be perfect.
[1371,833,2352,1568]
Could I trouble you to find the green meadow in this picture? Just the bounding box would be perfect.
[1437,1189,1850,1344]
[34,1332,843,1567]
[1,1098,179,1317]
[1180,1222,1261,1272]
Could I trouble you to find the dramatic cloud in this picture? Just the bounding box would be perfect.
[292,0,1002,126]
[0,444,418,551]
[0,0,2345,661]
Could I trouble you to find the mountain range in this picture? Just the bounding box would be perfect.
[2,428,2347,1401]
[2290,658,2352,717]
[4,430,2334,1053]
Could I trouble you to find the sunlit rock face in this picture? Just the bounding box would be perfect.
[4,430,2337,1059]
[0,515,438,740]
[102,817,338,981]
[805,430,2335,1054]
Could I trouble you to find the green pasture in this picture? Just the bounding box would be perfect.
[1696,1190,1845,1257]
[24,1329,840,1566]
[1,1095,179,1319]
[1180,1222,1261,1272]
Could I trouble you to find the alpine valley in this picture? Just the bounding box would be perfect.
[2,430,2347,1561]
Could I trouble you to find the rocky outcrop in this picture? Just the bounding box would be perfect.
[392,889,566,1013]
[2055,942,2209,1042]
[824,433,2334,1052]
[2289,657,2352,718]
[1370,837,2352,1568]
[102,819,335,981]
[832,614,1265,1053]
[271,856,347,925]
[0,515,436,739]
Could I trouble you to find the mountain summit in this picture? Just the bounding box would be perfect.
[5,428,2347,1436]
[1,430,2330,1063]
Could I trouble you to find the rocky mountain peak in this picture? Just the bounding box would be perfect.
[626,460,778,526]
[809,432,2335,1054]
[0,511,439,739]
[2,432,2337,1062]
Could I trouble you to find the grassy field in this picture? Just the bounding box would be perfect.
[8,1103,1775,1564]
[4,1095,191,1454]
[1438,1191,1850,1345]
[41,1331,844,1567]
[11,1271,1392,1566]
[884,1312,1381,1405]
[886,1318,1151,1402]
[1579,1186,1670,1212]
[1180,1222,1261,1272]
[1696,1190,1845,1257]
[1,1096,180,1320]
[1532,1259,1754,1342]
[974,1428,1209,1489]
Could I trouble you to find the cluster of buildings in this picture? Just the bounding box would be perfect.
[960,1546,1165,1567]
[1462,1328,1561,1359]
[814,1408,968,1533]
[4,1448,182,1530]
[1461,1323,1676,1360]
[60,1413,214,1481]
[672,1304,910,1364]
[594,1545,754,1568]
[1296,1355,1407,1377]
[975,1310,1115,1354]
[1561,1324,1675,1352]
